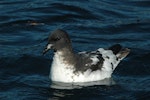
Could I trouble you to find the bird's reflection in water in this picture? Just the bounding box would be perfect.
[50,78,116,89]
[48,78,116,100]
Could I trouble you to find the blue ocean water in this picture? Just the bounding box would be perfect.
[0,0,150,100]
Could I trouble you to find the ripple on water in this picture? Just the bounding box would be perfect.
[0,0,150,100]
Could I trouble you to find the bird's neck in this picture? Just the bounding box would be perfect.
[54,48,76,65]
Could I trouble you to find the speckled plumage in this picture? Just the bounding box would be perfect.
[43,29,130,83]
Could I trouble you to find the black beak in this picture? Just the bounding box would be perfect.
[42,44,53,55]
[43,48,49,55]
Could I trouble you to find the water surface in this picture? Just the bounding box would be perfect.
[0,0,150,100]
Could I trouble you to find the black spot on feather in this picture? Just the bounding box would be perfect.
[109,44,122,55]
[90,55,104,72]
[111,62,113,70]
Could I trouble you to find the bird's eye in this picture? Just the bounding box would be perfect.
[53,37,60,41]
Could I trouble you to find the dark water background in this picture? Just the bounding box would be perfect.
[0,0,150,100]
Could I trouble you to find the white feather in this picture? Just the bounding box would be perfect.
[90,55,99,65]
[50,50,116,83]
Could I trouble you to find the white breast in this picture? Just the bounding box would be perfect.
[50,51,75,82]
[50,50,118,83]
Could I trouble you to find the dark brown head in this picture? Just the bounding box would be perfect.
[43,29,72,54]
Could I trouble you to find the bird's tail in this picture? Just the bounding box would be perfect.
[109,44,130,60]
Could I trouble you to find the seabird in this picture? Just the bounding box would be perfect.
[43,29,130,83]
